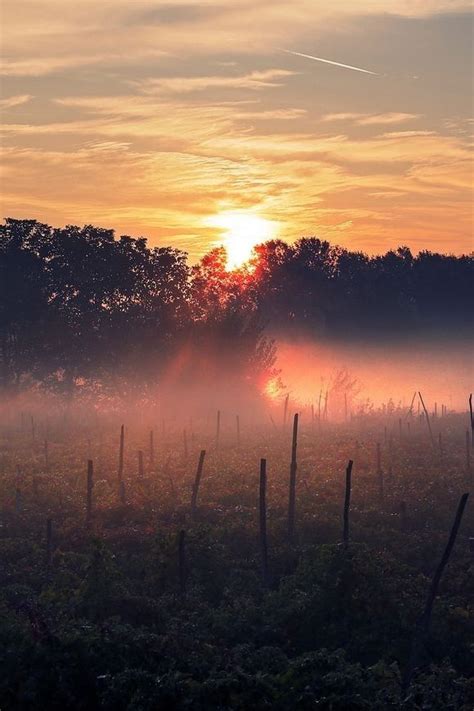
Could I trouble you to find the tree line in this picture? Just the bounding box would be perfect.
[1,218,472,397]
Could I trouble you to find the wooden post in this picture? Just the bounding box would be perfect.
[343,460,353,549]
[288,413,299,540]
[46,518,53,569]
[259,458,269,585]
[191,450,206,518]
[215,410,221,450]
[438,431,443,458]
[402,493,469,694]
[149,430,154,467]
[236,415,240,447]
[138,450,144,479]
[469,394,473,450]
[418,392,435,448]
[31,415,35,442]
[398,418,402,441]
[118,424,124,482]
[178,530,186,596]
[119,480,126,505]
[86,459,94,521]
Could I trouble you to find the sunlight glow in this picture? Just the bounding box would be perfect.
[210,211,277,269]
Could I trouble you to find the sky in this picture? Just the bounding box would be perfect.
[1,0,473,262]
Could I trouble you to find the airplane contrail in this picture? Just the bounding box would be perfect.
[281,49,380,76]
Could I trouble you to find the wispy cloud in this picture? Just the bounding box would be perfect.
[322,112,421,126]
[136,69,296,95]
[0,94,33,109]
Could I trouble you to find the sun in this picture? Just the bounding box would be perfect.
[209,211,277,270]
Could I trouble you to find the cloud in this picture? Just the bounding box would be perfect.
[322,113,421,126]
[0,94,33,109]
[136,69,296,95]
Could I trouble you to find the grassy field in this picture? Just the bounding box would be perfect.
[1,409,472,709]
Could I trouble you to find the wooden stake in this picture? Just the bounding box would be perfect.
[418,392,435,448]
[402,493,469,694]
[259,458,269,585]
[288,413,299,540]
[236,415,240,447]
[138,450,144,479]
[469,393,473,450]
[343,460,353,549]
[119,479,126,505]
[191,450,206,518]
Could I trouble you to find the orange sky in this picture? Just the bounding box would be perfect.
[1,1,473,261]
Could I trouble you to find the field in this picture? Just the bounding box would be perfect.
[1,407,473,710]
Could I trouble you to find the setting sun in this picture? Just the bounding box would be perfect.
[209,212,277,269]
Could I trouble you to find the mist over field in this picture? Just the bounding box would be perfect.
[1,0,473,703]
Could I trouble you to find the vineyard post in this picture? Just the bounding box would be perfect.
[288,413,299,540]
[138,450,144,479]
[402,493,469,695]
[343,460,353,549]
[44,438,49,472]
[469,393,473,450]
[259,458,269,586]
[418,392,435,448]
[191,450,206,518]
[119,480,126,505]
[236,415,240,447]
[86,459,94,521]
